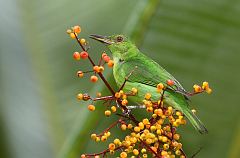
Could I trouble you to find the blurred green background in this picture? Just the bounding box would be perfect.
[0,0,240,158]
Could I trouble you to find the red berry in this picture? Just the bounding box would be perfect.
[102,52,108,58]
[80,51,88,59]
[167,79,174,86]
[73,52,80,60]
[103,56,110,62]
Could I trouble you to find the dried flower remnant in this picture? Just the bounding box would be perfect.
[67,25,212,158]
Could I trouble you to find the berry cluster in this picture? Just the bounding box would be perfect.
[67,25,211,158]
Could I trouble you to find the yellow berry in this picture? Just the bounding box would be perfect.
[99,66,104,72]
[88,104,95,111]
[206,88,212,94]
[111,106,117,112]
[95,137,100,142]
[109,143,115,150]
[128,124,133,129]
[150,126,156,131]
[133,149,139,155]
[134,126,140,132]
[70,32,76,39]
[80,38,86,45]
[175,150,181,155]
[131,87,138,95]
[121,124,127,131]
[101,136,107,141]
[138,122,144,130]
[141,148,146,153]
[162,136,168,142]
[163,144,169,150]
[77,93,83,100]
[143,154,148,158]
[142,118,149,125]
[105,110,111,117]
[145,93,151,100]
[66,29,72,34]
[176,111,182,116]
[113,138,120,145]
[191,109,196,114]
[161,150,168,156]
[120,152,127,158]
[202,81,209,89]
[91,133,97,140]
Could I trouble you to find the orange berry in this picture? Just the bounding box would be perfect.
[167,79,174,86]
[120,152,127,158]
[93,66,100,72]
[81,154,86,158]
[193,84,202,93]
[105,110,111,117]
[103,55,110,62]
[157,83,164,89]
[107,60,114,67]
[115,92,121,98]
[88,104,95,111]
[70,33,76,39]
[73,25,81,34]
[121,99,128,106]
[90,75,98,82]
[73,52,80,60]
[77,71,84,78]
[80,51,88,59]
[109,143,115,150]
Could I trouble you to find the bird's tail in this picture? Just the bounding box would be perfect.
[184,109,208,134]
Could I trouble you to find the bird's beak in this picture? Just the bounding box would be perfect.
[89,34,114,45]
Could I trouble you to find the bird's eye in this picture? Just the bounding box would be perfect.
[116,36,123,42]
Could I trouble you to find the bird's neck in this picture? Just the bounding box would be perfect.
[111,45,139,62]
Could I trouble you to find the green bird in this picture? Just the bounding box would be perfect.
[90,34,207,134]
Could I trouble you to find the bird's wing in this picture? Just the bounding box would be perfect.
[122,57,190,98]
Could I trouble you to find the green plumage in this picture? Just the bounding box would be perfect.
[90,34,207,134]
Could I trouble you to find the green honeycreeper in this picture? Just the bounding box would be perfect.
[90,34,207,134]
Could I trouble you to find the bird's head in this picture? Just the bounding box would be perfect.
[89,34,138,59]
